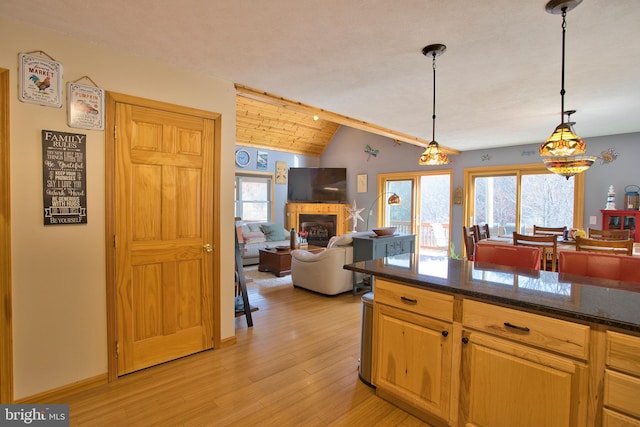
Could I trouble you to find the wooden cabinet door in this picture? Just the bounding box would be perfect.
[459,330,588,427]
[375,303,452,423]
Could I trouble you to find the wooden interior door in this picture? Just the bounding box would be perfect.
[115,99,215,376]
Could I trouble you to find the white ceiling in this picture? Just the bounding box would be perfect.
[2,0,639,152]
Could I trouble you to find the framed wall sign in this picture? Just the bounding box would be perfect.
[18,52,63,108]
[257,151,268,170]
[275,161,288,184]
[67,81,105,130]
[42,130,87,225]
[357,173,368,193]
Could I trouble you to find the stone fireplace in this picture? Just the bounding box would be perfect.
[299,214,336,247]
[286,203,349,246]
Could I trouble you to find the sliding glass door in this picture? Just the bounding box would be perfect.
[378,171,452,257]
[465,164,585,238]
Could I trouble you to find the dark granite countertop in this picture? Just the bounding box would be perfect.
[344,254,640,333]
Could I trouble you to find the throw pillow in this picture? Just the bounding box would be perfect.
[261,223,287,242]
[247,223,263,232]
[243,231,266,244]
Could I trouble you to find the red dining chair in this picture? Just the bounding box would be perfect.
[474,243,542,270]
[558,252,640,284]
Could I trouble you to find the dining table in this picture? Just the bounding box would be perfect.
[477,235,640,257]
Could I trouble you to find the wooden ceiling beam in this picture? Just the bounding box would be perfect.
[235,84,460,156]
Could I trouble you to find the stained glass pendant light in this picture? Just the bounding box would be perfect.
[419,44,449,166]
[540,0,596,178]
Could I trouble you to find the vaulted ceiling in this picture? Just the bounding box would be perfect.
[3,0,640,156]
[236,93,340,157]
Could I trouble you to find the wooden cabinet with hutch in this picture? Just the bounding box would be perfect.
[601,209,640,242]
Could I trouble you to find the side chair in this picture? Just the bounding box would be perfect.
[475,224,490,240]
[462,225,477,260]
[513,232,558,271]
[533,225,567,237]
[588,228,630,240]
[575,236,633,256]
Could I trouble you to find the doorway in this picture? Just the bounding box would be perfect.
[377,171,452,258]
[0,68,13,403]
[105,93,221,379]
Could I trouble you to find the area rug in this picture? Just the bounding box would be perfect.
[242,266,293,289]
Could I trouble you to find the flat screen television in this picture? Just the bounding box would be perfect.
[287,167,347,203]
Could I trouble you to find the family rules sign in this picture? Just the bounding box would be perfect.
[42,130,87,225]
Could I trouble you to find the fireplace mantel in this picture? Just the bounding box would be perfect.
[286,203,349,237]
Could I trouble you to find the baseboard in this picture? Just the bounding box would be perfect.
[14,373,108,404]
[14,338,238,403]
[218,335,237,348]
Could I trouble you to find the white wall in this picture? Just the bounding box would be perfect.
[1,18,237,399]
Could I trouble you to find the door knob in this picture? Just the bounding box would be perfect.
[203,244,212,253]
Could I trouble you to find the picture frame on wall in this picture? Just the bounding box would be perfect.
[275,161,288,184]
[67,81,105,130]
[18,52,63,108]
[357,173,368,193]
[257,151,268,170]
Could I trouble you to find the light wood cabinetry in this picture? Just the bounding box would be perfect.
[370,276,640,426]
[373,279,454,426]
[460,300,589,427]
[603,331,640,426]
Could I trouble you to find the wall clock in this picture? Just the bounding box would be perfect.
[235,149,251,168]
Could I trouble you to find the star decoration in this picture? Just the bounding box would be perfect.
[345,200,364,232]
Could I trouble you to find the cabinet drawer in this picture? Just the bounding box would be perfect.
[606,331,640,376]
[603,408,640,427]
[385,238,412,256]
[375,279,453,322]
[462,299,590,360]
[604,370,640,420]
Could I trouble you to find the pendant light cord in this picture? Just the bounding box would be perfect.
[560,7,567,123]
[432,53,437,142]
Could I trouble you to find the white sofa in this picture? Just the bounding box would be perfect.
[290,232,370,295]
[237,221,292,266]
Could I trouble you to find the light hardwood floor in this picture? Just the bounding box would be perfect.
[56,273,430,426]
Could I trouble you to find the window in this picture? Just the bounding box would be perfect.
[464,163,585,237]
[235,173,273,222]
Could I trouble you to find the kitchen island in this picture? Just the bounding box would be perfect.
[344,254,640,427]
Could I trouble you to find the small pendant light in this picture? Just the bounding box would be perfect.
[419,44,449,166]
